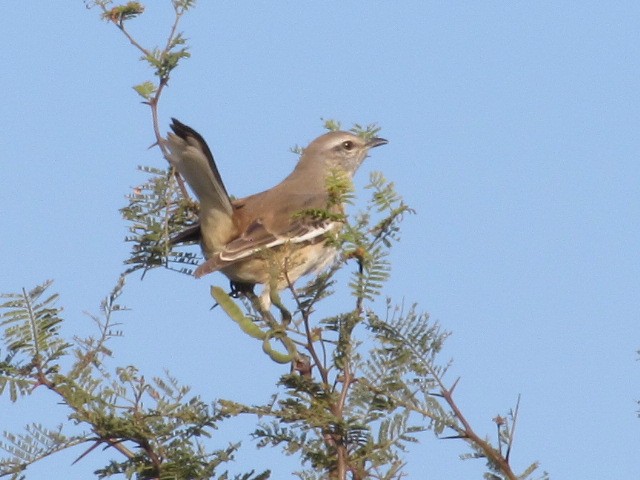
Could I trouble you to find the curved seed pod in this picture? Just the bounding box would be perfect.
[210,286,266,340]
[262,331,297,364]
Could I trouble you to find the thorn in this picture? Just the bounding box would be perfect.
[72,440,101,465]
[449,377,461,394]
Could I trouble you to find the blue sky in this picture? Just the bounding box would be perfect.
[2,2,639,478]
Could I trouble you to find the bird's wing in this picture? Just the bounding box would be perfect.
[194,195,341,278]
[222,217,337,260]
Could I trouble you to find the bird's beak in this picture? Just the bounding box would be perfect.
[366,137,388,149]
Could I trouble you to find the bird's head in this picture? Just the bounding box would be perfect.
[299,130,388,177]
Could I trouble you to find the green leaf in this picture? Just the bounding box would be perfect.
[132,81,157,100]
[102,2,145,23]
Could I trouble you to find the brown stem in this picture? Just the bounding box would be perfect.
[36,371,137,462]
[284,270,331,384]
[103,437,136,460]
[335,444,347,480]
[106,6,191,201]
[283,268,356,480]
[439,385,518,480]
[369,318,521,480]
[115,21,152,58]
[166,2,186,52]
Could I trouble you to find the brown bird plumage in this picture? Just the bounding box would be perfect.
[165,119,387,300]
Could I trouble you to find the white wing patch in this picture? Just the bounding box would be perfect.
[218,221,339,263]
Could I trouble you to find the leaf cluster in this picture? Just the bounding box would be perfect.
[0,279,263,479]
[120,165,201,276]
[342,171,414,305]
[211,171,541,479]
[208,174,435,479]
[0,281,70,401]
[86,1,193,99]
[1,3,547,479]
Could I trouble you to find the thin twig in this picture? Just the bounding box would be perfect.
[284,270,330,384]
[103,3,190,200]
[439,385,518,480]
[506,394,521,463]
[116,21,152,57]
[166,2,186,52]
[370,318,520,480]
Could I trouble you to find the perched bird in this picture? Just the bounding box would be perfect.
[165,119,387,303]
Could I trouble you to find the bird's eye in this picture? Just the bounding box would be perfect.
[342,141,354,150]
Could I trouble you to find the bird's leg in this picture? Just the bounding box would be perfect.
[268,279,292,326]
[231,280,283,327]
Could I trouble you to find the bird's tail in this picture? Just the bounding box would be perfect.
[166,119,235,253]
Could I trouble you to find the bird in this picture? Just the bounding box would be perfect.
[165,118,388,305]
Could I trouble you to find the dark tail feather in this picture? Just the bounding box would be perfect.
[170,223,202,245]
[169,118,231,201]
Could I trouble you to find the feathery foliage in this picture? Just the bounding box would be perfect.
[121,165,201,276]
[0,278,265,479]
[0,2,544,479]
[0,280,70,401]
[208,173,445,479]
